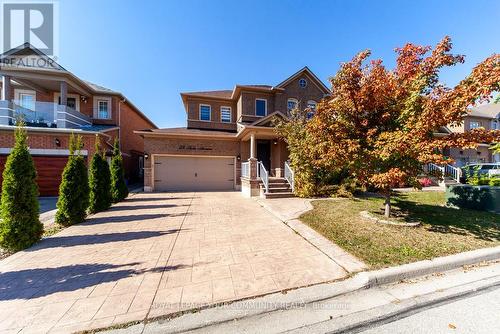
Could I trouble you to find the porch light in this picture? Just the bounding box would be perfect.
[144,153,149,160]
[273,139,278,145]
[55,138,61,147]
[237,155,241,161]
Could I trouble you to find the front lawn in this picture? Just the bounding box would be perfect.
[300,191,500,269]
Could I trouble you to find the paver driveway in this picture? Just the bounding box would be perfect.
[0,192,347,333]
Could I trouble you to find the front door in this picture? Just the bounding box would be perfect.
[257,140,271,172]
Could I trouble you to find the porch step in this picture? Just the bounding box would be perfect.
[261,177,295,198]
[263,191,295,199]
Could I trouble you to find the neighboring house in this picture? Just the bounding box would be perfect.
[137,67,330,196]
[0,44,156,195]
[447,103,500,166]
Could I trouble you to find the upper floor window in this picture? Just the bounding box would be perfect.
[98,100,110,119]
[287,98,298,112]
[220,106,231,123]
[200,104,211,121]
[307,100,317,119]
[255,99,267,116]
[94,96,112,119]
[470,121,481,129]
[299,78,307,88]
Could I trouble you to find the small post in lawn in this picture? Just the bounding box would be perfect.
[384,192,391,218]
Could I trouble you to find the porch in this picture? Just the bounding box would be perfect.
[238,128,294,198]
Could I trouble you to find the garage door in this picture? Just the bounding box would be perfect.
[154,156,234,191]
[0,155,69,196]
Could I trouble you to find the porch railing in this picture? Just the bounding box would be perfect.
[284,160,294,193]
[241,161,250,178]
[258,161,269,193]
[0,100,91,128]
[424,163,461,183]
[444,164,461,183]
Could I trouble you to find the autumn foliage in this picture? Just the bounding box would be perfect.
[279,37,500,216]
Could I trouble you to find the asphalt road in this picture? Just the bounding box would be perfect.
[359,286,500,334]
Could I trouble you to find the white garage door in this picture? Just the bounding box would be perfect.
[154,156,235,191]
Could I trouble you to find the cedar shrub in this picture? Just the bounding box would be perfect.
[0,122,43,251]
[88,136,111,213]
[55,134,89,226]
[110,138,128,202]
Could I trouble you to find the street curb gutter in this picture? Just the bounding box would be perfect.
[288,275,500,334]
[101,247,500,334]
[357,246,500,287]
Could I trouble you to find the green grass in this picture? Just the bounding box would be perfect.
[300,191,500,269]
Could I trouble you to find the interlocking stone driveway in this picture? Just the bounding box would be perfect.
[0,192,347,333]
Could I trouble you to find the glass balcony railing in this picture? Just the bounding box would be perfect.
[0,100,92,129]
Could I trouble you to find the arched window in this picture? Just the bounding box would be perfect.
[287,98,298,112]
[306,100,317,119]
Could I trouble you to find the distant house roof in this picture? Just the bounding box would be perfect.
[469,103,500,119]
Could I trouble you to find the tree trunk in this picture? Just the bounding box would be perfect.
[384,193,391,218]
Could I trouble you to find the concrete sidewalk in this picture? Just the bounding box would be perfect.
[109,260,499,334]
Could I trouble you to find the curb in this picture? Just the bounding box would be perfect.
[289,274,500,334]
[357,245,500,287]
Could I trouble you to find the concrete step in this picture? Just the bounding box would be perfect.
[267,186,291,192]
[263,192,295,199]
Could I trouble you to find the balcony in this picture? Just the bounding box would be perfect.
[0,100,92,129]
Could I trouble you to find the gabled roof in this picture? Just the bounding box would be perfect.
[1,43,157,128]
[276,66,330,94]
[179,66,330,109]
[250,111,287,126]
[469,103,500,119]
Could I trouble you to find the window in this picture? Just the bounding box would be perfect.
[220,106,231,123]
[307,100,317,110]
[97,100,110,119]
[299,78,307,88]
[58,97,77,109]
[19,93,35,110]
[469,121,481,129]
[255,99,267,116]
[287,98,298,112]
[200,104,211,121]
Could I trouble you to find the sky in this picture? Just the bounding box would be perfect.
[58,0,500,128]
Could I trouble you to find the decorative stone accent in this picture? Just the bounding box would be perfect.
[359,211,421,227]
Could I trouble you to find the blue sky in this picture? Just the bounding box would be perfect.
[59,0,500,128]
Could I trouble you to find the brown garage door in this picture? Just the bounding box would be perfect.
[0,155,69,196]
[154,156,234,191]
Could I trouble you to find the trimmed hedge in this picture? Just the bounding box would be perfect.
[88,137,112,213]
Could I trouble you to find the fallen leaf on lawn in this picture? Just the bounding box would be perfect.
[448,323,457,329]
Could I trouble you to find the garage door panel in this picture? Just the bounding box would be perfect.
[154,156,234,191]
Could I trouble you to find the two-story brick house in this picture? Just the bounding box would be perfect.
[137,67,329,196]
[447,103,500,166]
[0,44,156,195]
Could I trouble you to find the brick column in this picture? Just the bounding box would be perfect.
[249,157,258,179]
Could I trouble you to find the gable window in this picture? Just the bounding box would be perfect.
[220,106,231,123]
[255,99,267,116]
[200,104,211,121]
[287,98,298,112]
[299,78,307,88]
[469,121,481,129]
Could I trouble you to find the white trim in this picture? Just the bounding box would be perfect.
[53,93,80,112]
[151,154,236,191]
[199,104,211,121]
[220,106,232,123]
[255,98,267,117]
[287,98,298,112]
[13,88,37,102]
[0,148,88,156]
[93,96,112,119]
